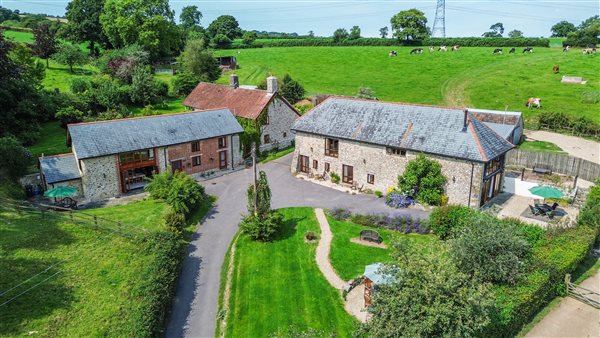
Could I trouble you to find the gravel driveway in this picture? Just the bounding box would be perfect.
[165,153,428,338]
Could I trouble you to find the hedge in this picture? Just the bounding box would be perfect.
[130,231,185,337]
[423,37,550,47]
[428,205,479,239]
[536,111,600,140]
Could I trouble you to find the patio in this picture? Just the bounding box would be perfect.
[485,193,579,228]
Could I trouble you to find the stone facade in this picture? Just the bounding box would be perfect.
[259,97,299,152]
[291,132,485,207]
[48,179,84,201]
[232,134,242,166]
[80,155,120,202]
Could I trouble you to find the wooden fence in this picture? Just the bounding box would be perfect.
[506,149,600,182]
[1,198,148,239]
[565,274,600,309]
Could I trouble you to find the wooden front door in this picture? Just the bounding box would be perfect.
[298,155,309,173]
[342,164,353,184]
[171,160,183,172]
[219,150,227,170]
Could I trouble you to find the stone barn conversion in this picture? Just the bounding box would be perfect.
[39,109,243,203]
[184,75,300,153]
[291,97,522,207]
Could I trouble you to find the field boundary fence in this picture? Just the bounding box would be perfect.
[506,149,600,182]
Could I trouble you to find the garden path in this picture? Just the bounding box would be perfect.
[314,208,347,290]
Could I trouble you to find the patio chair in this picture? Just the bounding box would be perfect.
[546,210,555,219]
[550,202,559,211]
[529,205,542,216]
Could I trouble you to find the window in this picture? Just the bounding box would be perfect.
[218,137,227,149]
[192,156,201,167]
[325,138,339,157]
[119,149,153,165]
[191,141,200,152]
[324,162,330,172]
[313,160,318,170]
[485,155,504,177]
[299,155,309,173]
[387,147,406,156]
[367,174,375,184]
[265,114,270,125]
[342,165,353,184]
[283,132,287,138]
[264,134,271,144]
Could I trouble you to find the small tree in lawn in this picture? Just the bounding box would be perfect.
[33,23,57,68]
[280,74,305,104]
[241,170,283,241]
[397,154,446,205]
[356,86,376,100]
[53,43,87,72]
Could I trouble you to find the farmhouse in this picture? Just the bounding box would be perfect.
[184,75,300,153]
[39,109,243,202]
[291,98,523,207]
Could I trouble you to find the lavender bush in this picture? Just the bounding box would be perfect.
[386,192,415,208]
[329,208,352,221]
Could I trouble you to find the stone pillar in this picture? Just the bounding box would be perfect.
[267,76,278,93]
[229,74,239,89]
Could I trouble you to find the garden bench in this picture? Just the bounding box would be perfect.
[360,229,382,243]
[532,164,552,175]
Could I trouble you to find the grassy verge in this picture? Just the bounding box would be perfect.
[259,146,294,164]
[327,216,435,280]
[0,196,212,337]
[519,140,565,153]
[225,208,356,337]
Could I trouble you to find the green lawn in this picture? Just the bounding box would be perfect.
[28,121,71,158]
[42,60,99,93]
[3,30,34,43]
[215,46,600,124]
[225,208,356,337]
[259,146,295,164]
[519,140,565,153]
[327,216,436,280]
[0,199,165,336]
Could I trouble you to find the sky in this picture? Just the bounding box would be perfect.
[1,0,598,37]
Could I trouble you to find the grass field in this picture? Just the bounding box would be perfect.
[215,46,599,124]
[519,140,565,153]
[3,30,34,43]
[225,208,356,337]
[327,216,435,281]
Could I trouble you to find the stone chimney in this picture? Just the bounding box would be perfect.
[229,74,239,89]
[267,76,278,94]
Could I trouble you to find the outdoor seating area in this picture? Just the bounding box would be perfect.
[359,229,382,244]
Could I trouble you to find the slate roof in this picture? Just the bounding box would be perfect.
[292,98,515,162]
[184,82,275,119]
[39,153,81,184]
[68,109,243,160]
[483,122,515,140]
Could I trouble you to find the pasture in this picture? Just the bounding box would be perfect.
[215,46,599,124]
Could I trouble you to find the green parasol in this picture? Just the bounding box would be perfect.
[528,185,564,199]
[44,186,78,198]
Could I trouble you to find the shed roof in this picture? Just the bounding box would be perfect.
[292,98,515,162]
[68,109,243,160]
[39,153,81,184]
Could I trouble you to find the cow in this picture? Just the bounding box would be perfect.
[509,47,516,54]
[552,64,560,74]
[429,46,435,52]
[583,47,597,54]
[563,45,570,52]
[452,45,460,51]
[526,97,542,108]
[410,48,423,54]
[493,48,503,54]
[388,50,397,57]
[523,47,534,53]
[438,45,447,51]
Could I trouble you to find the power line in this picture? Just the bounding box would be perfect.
[0,271,62,307]
[0,261,62,297]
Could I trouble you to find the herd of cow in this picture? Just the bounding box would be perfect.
[390,45,598,56]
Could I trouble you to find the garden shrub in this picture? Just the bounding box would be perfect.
[536,111,600,139]
[330,172,340,184]
[70,78,90,94]
[428,205,478,239]
[164,208,185,235]
[0,137,31,181]
[131,231,184,337]
[329,208,351,221]
[450,214,531,284]
[578,180,600,229]
[349,213,429,234]
[55,106,84,127]
[145,170,206,218]
[385,192,414,208]
[374,190,383,198]
[240,211,284,241]
[397,154,446,205]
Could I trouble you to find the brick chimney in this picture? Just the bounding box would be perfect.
[229,74,239,89]
[267,76,278,94]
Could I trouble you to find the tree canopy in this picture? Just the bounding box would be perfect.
[32,23,58,68]
[179,5,202,31]
[379,26,388,38]
[52,43,87,72]
[397,154,446,205]
[482,22,504,37]
[507,29,523,38]
[177,38,221,82]
[349,25,361,40]
[390,9,429,41]
[63,0,107,55]
[551,20,577,37]
[332,28,349,42]
[207,15,242,40]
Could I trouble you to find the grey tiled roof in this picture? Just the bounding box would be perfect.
[292,98,515,162]
[68,109,243,159]
[483,122,515,140]
[40,154,81,184]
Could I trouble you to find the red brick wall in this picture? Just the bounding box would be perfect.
[167,136,229,175]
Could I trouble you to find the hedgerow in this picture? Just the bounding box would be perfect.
[535,111,600,140]
[423,37,550,47]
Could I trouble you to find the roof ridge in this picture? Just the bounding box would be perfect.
[197,81,270,94]
[67,108,232,127]
[329,96,467,111]
[470,113,516,148]
[468,113,515,161]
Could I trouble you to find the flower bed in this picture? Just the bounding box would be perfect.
[328,208,429,234]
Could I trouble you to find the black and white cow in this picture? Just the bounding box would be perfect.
[410,48,423,54]
[523,47,534,53]
[509,47,516,54]
[493,48,503,54]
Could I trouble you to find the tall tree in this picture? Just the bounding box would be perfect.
[180,5,202,31]
[349,25,361,40]
[52,43,87,72]
[32,23,57,68]
[482,22,504,37]
[280,74,305,104]
[507,29,523,38]
[379,26,388,38]
[551,20,577,37]
[176,38,220,82]
[100,0,182,59]
[64,0,106,56]
[578,15,600,30]
[390,9,429,41]
[206,15,242,40]
[332,28,348,42]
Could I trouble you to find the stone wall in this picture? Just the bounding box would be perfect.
[260,97,299,152]
[231,134,243,166]
[156,147,168,173]
[80,155,120,202]
[292,132,484,207]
